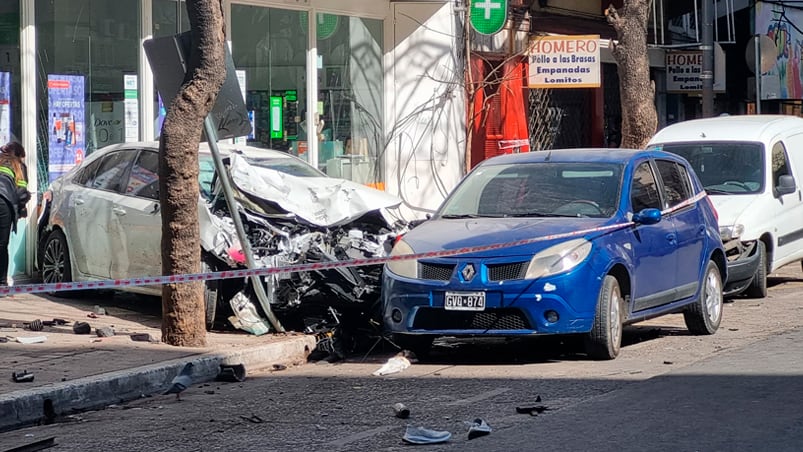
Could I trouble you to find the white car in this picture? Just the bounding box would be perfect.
[37,141,407,332]
[648,115,803,298]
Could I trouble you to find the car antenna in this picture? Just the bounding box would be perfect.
[544,150,552,161]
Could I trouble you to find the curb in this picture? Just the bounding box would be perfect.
[0,335,316,432]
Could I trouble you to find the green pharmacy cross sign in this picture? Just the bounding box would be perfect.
[470,0,508,35]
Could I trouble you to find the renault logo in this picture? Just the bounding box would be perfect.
[461,263,476,282]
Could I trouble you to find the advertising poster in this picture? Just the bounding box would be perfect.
[48,74,85,182]
[756,3,803,99]
[0,72,9,145]
[123,74,139,142]
[528,35,600,88]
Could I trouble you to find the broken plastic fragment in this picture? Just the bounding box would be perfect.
[402,426,451,444]
[228,291,270,336]
[467,418,492,440]
[372,355,411,376]
[12,370,34,383]
[15,336,47,344]
[227,246,246,264]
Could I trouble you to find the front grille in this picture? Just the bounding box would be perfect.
[420,262,455,281]
[487,262,528,281]
[413,308,531,330]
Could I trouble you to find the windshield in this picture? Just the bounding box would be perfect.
[437,162,623,219]
[653,142,764,194]
[198,154,324,200]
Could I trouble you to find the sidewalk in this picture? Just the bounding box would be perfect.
[0,292,316,432]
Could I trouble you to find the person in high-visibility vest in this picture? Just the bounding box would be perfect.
[0,142,30,290]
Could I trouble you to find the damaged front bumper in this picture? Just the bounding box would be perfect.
[721,239,761,296]
[200,153,408,341]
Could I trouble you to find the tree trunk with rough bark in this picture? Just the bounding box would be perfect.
[606,1,657,149]
[159,0,226,347]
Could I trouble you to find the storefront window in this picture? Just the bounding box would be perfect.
[152,0,189,135]
[317,14,384,186]
[230,5,307,156]
[36,0,140,186]
[153,0,189,38]
[0,1,20,146]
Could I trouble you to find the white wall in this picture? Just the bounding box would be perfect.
[386,2,465,220]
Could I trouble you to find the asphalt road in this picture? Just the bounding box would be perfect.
[1,265,802,451]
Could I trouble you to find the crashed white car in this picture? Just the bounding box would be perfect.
[37,141,407,335]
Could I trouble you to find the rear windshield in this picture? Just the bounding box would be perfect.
[650,142,764,194]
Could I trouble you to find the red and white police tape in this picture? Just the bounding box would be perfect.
[0,191,707,296]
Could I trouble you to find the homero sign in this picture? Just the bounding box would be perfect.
[470,0,508,35]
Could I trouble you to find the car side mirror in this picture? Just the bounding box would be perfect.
[774,174,796,197]
[632,208,662,225]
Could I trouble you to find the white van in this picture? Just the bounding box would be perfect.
[647,115,803,298]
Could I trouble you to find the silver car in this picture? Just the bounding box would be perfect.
[37,141,407,334]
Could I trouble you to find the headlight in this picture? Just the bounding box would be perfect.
[524,238,592,279]
[386,238,418,278]
[719,224,744,241]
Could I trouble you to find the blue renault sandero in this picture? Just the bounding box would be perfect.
[382,148,726,360]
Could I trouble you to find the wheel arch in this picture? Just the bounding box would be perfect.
[606,263,631,312]
[758,233,773,272]
[37,224,72,273]
[709,247,727,284]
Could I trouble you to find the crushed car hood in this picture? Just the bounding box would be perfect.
[229,154,402,227]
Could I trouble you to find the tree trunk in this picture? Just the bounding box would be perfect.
[606,1,657,149]
[159,0,226,347]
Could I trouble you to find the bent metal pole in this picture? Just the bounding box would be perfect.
[202,116,285,333]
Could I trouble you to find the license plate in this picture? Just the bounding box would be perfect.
[444,291,486,311]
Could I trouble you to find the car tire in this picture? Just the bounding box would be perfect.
[744,241,767,298]
[684,260,723,335]
[39,229,78,298]
[391,333,435,360]
[201,260,222,331]
[584,275,623,360]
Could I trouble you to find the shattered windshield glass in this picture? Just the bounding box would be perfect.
[655,142,764,194]
[437,162,623,219]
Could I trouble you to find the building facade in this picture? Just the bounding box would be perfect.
[1,0,466,280]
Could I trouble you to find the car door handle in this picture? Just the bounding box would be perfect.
[150,203,160,215]
[112,207,126,216]
[666,233,677,244]
[74,198,84,206]
[698,225,706,236]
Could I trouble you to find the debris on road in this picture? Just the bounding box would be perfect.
[372,353,411,376]
[72,321,91,334]
[14,336,47,344]
[393,402,410,419]
[240,414,264,424]
[130,333,158,343]
[11,370,35,383]
[216,364,247,382]
[96,326,115,337]
[25,319,43,331]
[402,425,451,444]
[467,418,492,440]
[515,405,551,416]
